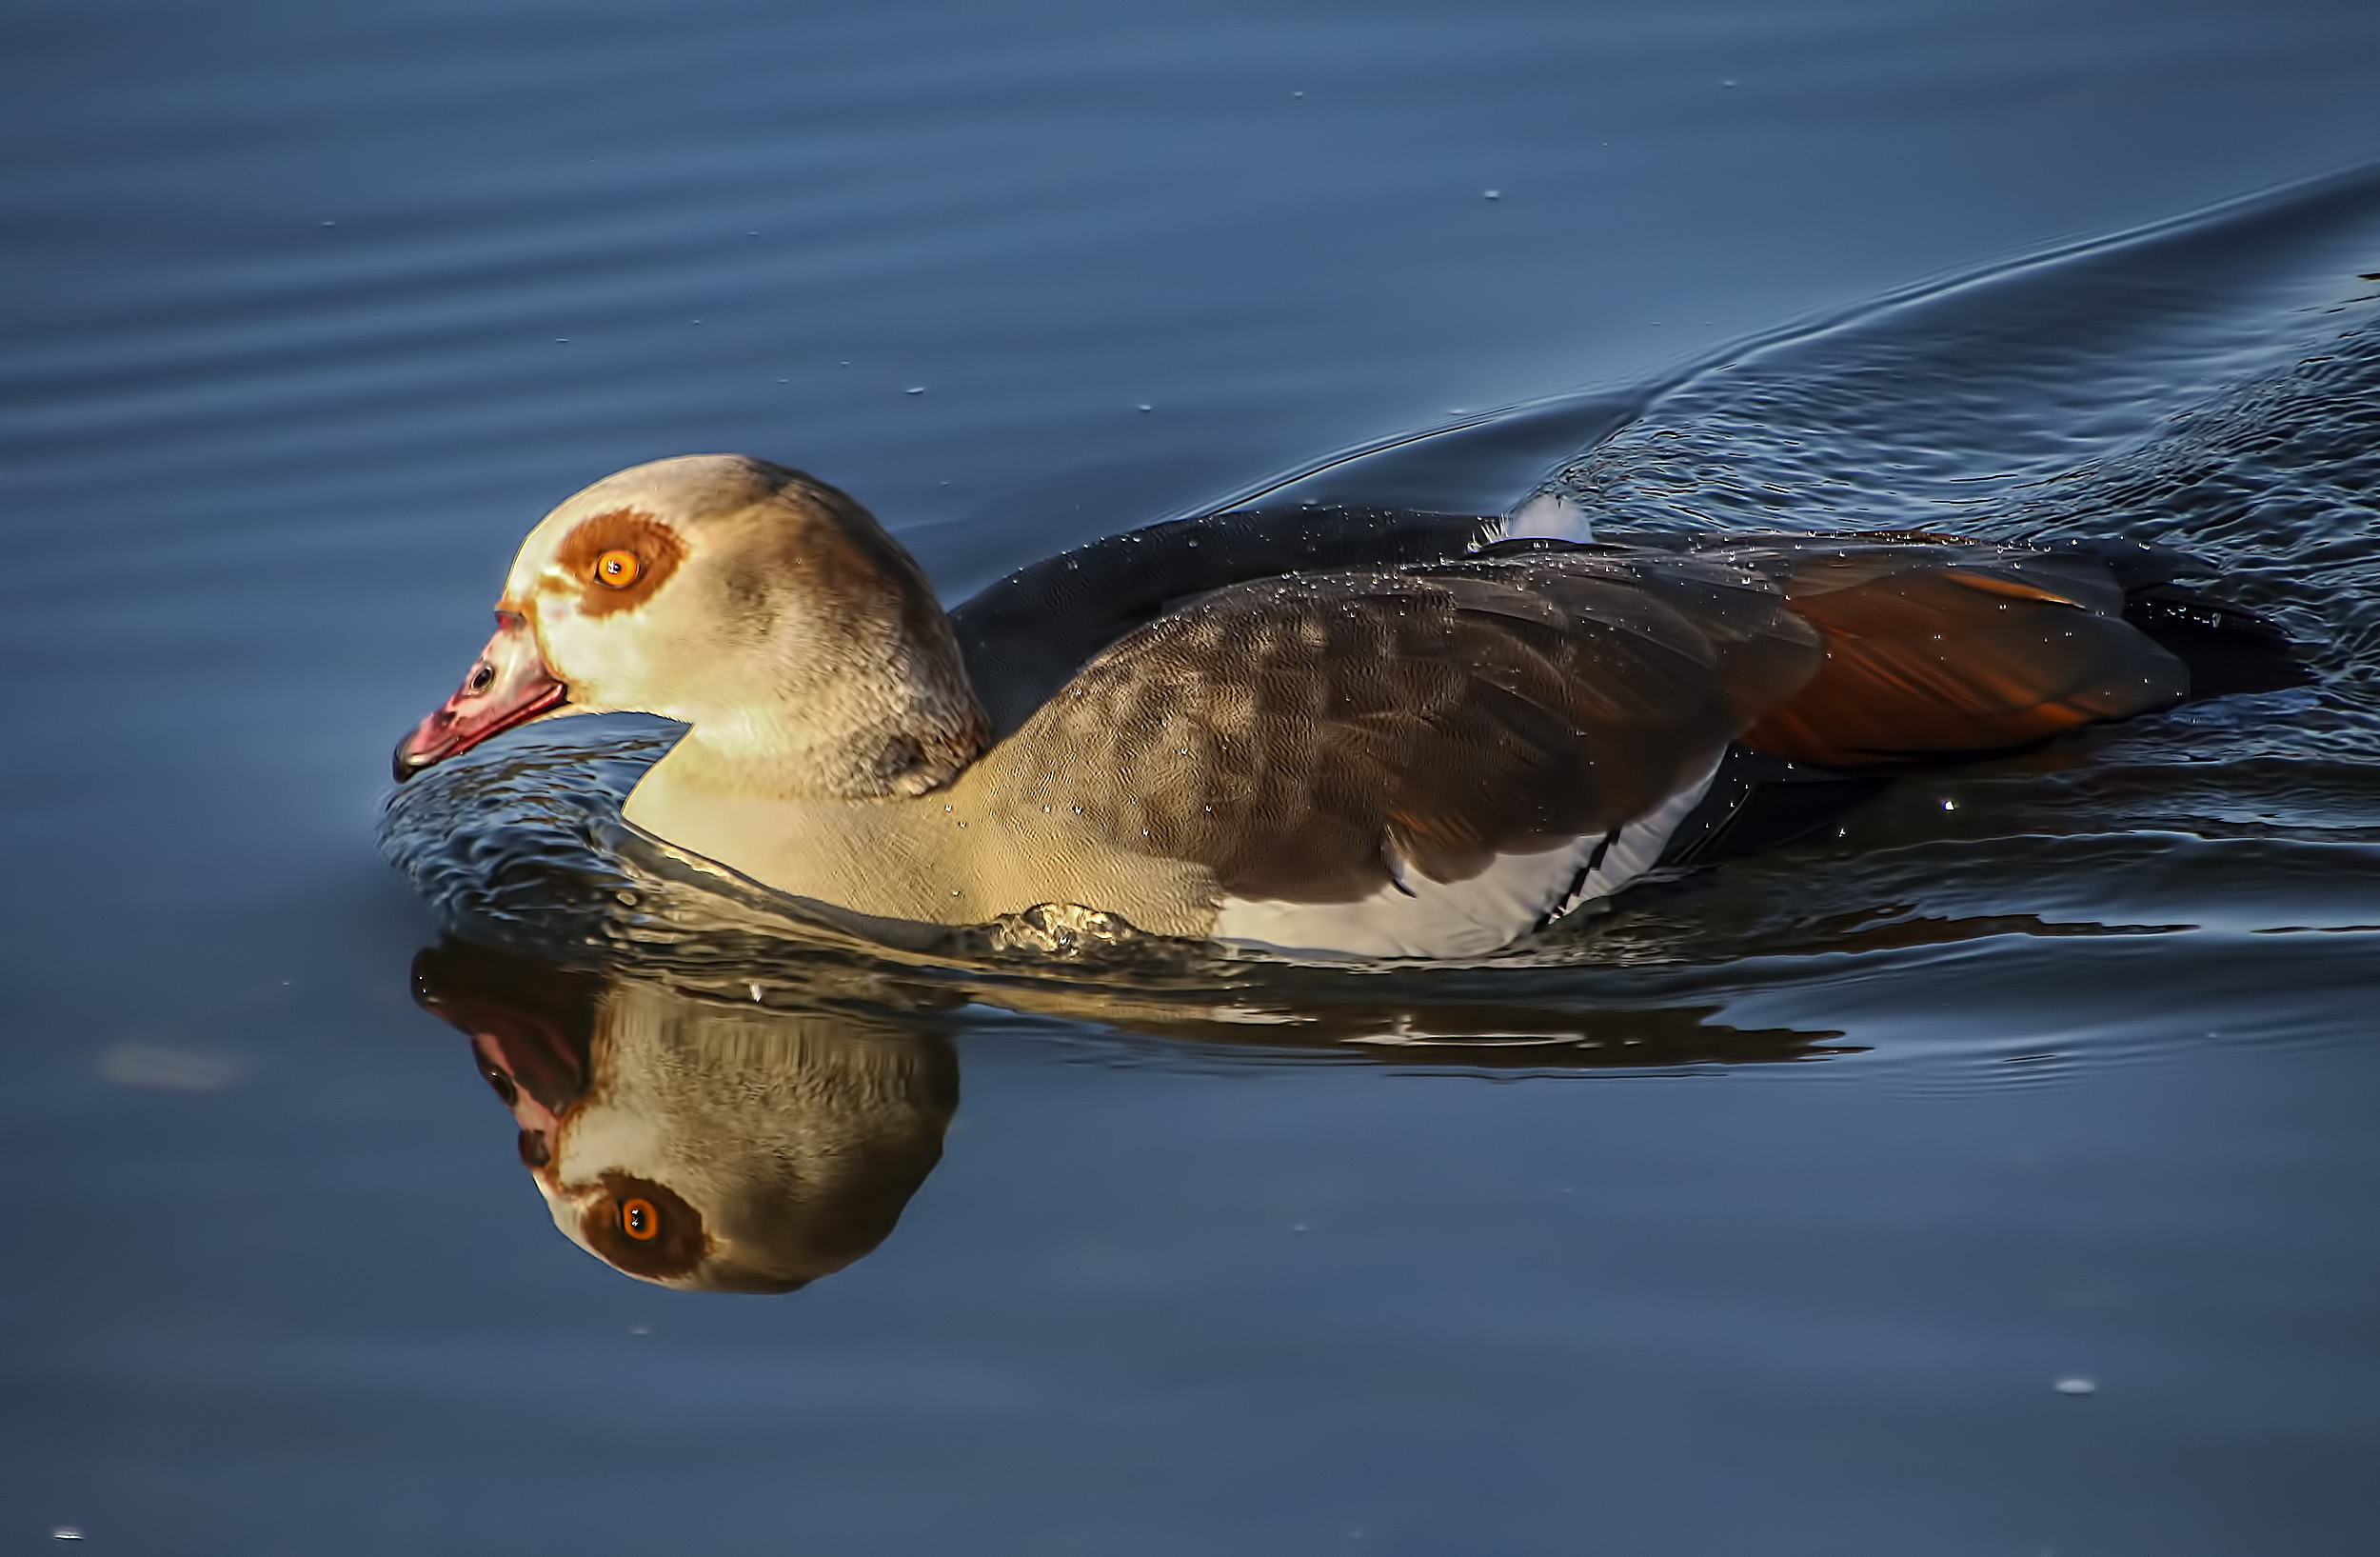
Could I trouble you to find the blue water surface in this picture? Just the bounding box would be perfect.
[7,2,2380,1552]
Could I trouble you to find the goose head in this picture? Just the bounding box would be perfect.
[415,944,960,1293]
[394,454,988,799]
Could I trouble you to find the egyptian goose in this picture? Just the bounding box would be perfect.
[392,455,2298,958]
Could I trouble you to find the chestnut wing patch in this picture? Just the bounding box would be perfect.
[1709,541,2191,766]
[1008,553,1820,904]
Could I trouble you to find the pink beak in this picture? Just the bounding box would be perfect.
[392,611,569,781]
[469,1031,578,1173]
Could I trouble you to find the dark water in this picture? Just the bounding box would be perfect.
[10,2,2380,1551]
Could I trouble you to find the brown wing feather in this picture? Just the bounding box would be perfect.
[1000,553,1821,904]
[1717,541,2190,767]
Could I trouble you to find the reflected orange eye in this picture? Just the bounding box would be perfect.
[595,549,642,588]
[620,1197,659,1241]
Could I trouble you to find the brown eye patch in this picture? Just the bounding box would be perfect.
[554,509,686,616]
[581,1169,708,1279]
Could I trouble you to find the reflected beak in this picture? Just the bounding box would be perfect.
[391,610,569,781]
[468,1033,575,1174]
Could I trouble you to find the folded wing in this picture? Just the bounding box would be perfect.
[1004,551,1821,905]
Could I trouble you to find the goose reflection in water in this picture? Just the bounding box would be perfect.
[410,927,1869,1290]
[412,943,957,1293]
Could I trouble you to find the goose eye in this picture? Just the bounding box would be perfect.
[620,1196,659,1240]
[595,549,643,589]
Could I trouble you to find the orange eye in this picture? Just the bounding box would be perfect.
[595,549,642,588]
[620,1197,659,1241]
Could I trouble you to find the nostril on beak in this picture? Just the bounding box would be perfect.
[469,662,496,693]
[517,1128,551,1168]
[479,1059,519,1107]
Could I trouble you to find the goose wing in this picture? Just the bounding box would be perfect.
[998,550,1820,906]
[949,506,1494,737]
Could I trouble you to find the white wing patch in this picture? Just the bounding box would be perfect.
[1212,760,1718,960]
[1497,490,1594,544]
